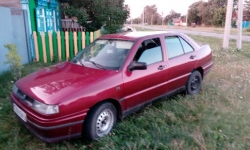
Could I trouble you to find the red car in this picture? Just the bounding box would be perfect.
[11,31,213,143]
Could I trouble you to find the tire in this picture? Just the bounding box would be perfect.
[186,70,202,95]
[82,102,117,141]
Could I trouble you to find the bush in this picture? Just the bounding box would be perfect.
[4,44,23,80]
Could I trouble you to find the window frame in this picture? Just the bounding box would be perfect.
[179,37,194,54]
[134,37,164,66]
[36,7,46,32]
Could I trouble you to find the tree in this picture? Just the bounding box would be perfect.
[132,17,141,24]
[187,0,238,26]
[187,1,203,25]
[142,5,162,25]
[212,7,227,26]
[62,0,130,33]
[244,0,250,21]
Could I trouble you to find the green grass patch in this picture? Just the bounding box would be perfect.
[1,36,250,149]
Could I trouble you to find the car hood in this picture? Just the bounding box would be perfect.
[16,62,118,104]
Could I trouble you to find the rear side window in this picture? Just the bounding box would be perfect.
[165,36,194,59]
[165,36,184,59]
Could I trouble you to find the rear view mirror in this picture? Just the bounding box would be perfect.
[128,61,147,71]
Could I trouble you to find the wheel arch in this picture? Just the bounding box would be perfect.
[87,98,122,121]
[193,67,204,79]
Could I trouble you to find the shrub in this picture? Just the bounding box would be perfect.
[4,44,23,80]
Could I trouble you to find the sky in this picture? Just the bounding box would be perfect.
[124,0,204,18]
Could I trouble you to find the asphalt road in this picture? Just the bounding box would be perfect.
[132,24,250,42]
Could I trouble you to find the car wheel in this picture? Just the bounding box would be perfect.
[83,102,117,141]
[186,70,202,95]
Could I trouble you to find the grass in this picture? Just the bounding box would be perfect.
[1,35,250,149]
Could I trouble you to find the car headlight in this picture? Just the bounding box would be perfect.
[32,100,59,115]
[12,84,59,115]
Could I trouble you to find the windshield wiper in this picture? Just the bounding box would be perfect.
[86,60,107,70]
[75,57,84,66]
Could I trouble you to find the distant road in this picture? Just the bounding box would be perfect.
[132,24,250,42]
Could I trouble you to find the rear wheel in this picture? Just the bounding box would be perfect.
[186,71,202,95]
[83,102,117,141]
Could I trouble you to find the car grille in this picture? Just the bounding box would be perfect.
[16,89,34,107]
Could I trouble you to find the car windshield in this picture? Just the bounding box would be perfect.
[71,39,134,70]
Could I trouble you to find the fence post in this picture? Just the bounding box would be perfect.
[82,31,86,49]
[33,31,39,62]
[48,31,53,62]
[73,31,78,55]
[41,32,47,63]
[90,32,94,43]
[69,31,74,58]
[57,31,61,62]
[65,31,69,60]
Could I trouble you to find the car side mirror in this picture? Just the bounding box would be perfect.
[128,61,147,71]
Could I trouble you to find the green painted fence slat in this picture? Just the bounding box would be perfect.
[78,31,82,51]
[61,31,66,61]
[45,32,50,63]
[37,33,43,62]
[52,32,58,62]
[86,32,90,46]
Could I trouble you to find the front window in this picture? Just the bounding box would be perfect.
[134,38,163,65]
[71,39,134,70]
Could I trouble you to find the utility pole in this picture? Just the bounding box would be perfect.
[237,0,244,50]
[142,8,144,30]
[162,12,163,26]
[151,15,153,26]
[223,0,234,49]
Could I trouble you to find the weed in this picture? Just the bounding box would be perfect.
[4,44,23,81]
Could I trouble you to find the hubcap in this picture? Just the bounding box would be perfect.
[96,109,114,137]
[191,76,200,91]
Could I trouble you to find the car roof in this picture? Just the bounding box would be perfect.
[99,31,200,50]
[99,31,172,41]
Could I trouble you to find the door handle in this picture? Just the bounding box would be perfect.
[190,55,196,59]
[158,65,167,70]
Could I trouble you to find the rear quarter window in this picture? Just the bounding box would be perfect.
[179,37,194,53]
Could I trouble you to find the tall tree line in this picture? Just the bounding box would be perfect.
[186,0,250,27]
[132,5,163,25]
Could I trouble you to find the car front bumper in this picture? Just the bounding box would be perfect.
[10,93,87,143]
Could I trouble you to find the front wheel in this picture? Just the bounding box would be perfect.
[186,71,202,95]
[82,102,117,141]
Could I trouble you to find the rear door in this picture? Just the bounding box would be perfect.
[122,36,168,110]
[164,35,198,91]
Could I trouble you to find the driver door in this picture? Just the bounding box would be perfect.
[122,37,168,111]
